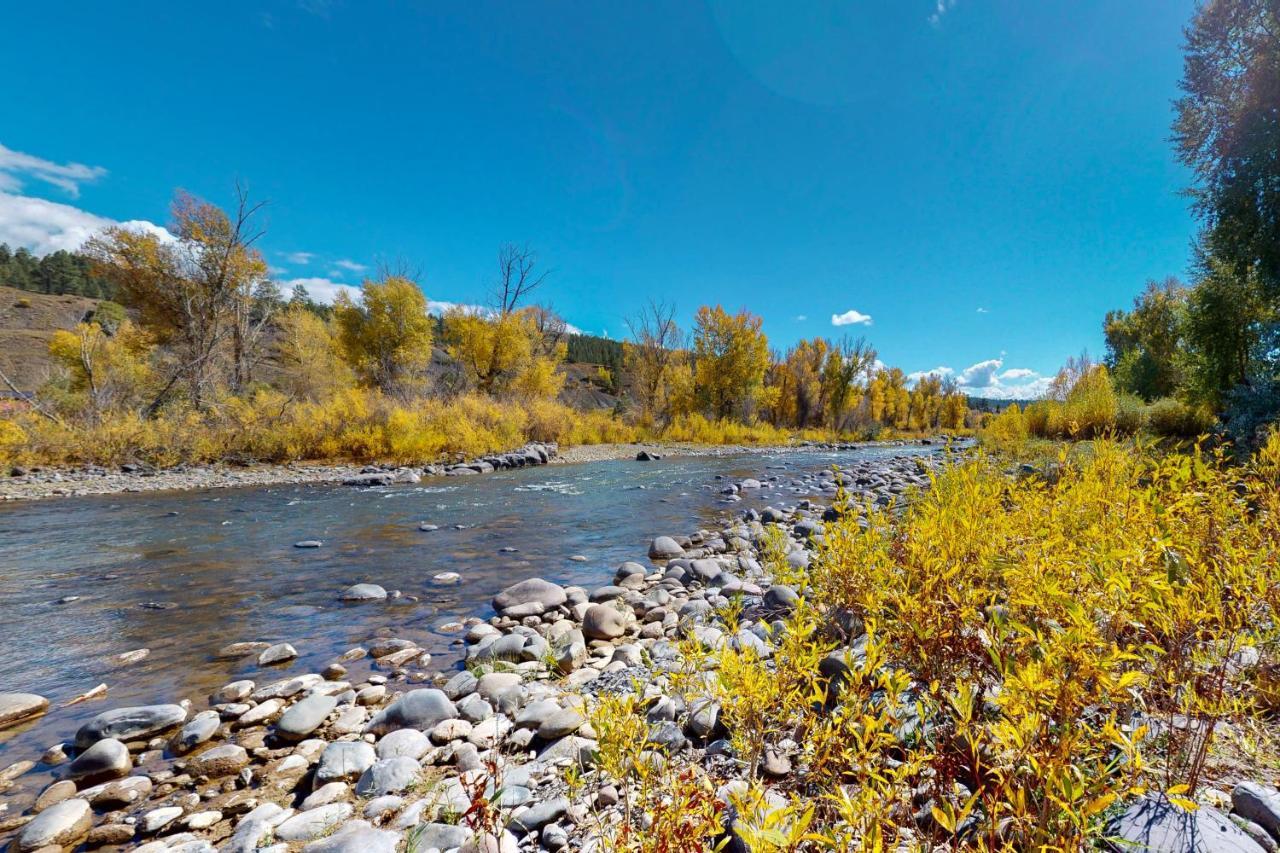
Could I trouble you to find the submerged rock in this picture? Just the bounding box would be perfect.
[0,693,48,730]
[74,703,187,748]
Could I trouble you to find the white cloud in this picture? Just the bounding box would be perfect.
[283,251,314,265]
[282,276,360,304]
[831,308,872,327]
[928,0,958,27]
[0,191,167,255]
[958,358,1003,389]
[333,259,366,273]
[0,143,106,198]
[904,357,1051,400]
[976,307,989,314]
[794,314,807,322]
[906,365,954,384]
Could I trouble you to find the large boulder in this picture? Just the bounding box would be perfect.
[364,689,457,736]
[1104,794,1265,852]
[74,704,187,748]
[493,578,568,617]
[0,693,48,730]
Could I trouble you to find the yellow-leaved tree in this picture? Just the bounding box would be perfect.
[273,304,354,401]
[692,304,769,420]
[333,275,434,397]
[47,321,156,422]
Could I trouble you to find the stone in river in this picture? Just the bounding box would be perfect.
[217,641,270,659]
[1103,794,1264,853]
[276,693,338,740]
[173,710,221,752]
[258,642,298,665]
[301,820,399,853]
[492,578,568,616]
[74,703,187,748]
[365,688,457,736]
[0,693,48,730]
[418,523,439,531]
[294,540,323,548]
[141,805,184,834]
[189,743,250,777]
[537,708,585,740]
[15,798,92,851]
[66,738,131,781]
[648,536,685,559]
[340,583,387,601]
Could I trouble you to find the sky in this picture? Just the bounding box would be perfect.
[1,0,1199,398]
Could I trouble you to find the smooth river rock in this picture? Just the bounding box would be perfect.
[276,693,338,740]
[316,741,377,784]
[16,798,93,851]
[0,693,49,730]
[1104,795,1265,853]
[364,688,457,736]
[493,578,568,616]
[340,583,388,601]
[275,803,353,842]
[301,819,399,853]
[648,536,685,559]
[188,743,250,777]
[356,756,420,796]
[582,603,626,640]
[74,703,187,748]
[66,737,131,781]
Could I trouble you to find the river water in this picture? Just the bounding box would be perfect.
[0,444,941,782]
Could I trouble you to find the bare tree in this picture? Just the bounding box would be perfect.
[492,243,551,315]
[625,299,683,421]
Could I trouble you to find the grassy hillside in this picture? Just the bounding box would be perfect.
[0,286,103,393]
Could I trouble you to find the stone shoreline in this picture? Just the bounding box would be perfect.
[0,449,955,852]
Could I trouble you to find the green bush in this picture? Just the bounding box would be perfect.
[1146,397,1214,438]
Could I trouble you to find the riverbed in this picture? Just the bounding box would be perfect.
[0,443,945,807]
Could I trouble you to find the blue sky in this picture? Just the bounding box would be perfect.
[1,0,1197,397]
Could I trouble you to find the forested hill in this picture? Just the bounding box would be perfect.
[0,244,116,300]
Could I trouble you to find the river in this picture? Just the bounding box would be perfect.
[0,443,943,792]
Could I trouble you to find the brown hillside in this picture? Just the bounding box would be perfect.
[0,286,101,393]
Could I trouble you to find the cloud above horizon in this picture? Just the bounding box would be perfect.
[831,308,872,327]
[908,357,1051,400]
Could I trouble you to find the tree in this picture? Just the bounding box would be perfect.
[333,275,434,396]
[624,300,684,423]
[493,243,551,315]
[822,336,877,430]
[83,188,271,409]
[1103,278,1190,400]
[691,305,769,420]
[1174,0,1280,297]
[1183,259,1272,405]
[444,307,566,400]
[273,304,354,401]
[47,321,155,421]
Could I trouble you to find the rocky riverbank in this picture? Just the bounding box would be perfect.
[6,442,1255,853]
[0,451,944,852]
[0,444,563,502]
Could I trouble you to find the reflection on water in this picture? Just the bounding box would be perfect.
[0,445,936,767]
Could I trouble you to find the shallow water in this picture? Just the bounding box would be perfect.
[0,444,940,779]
